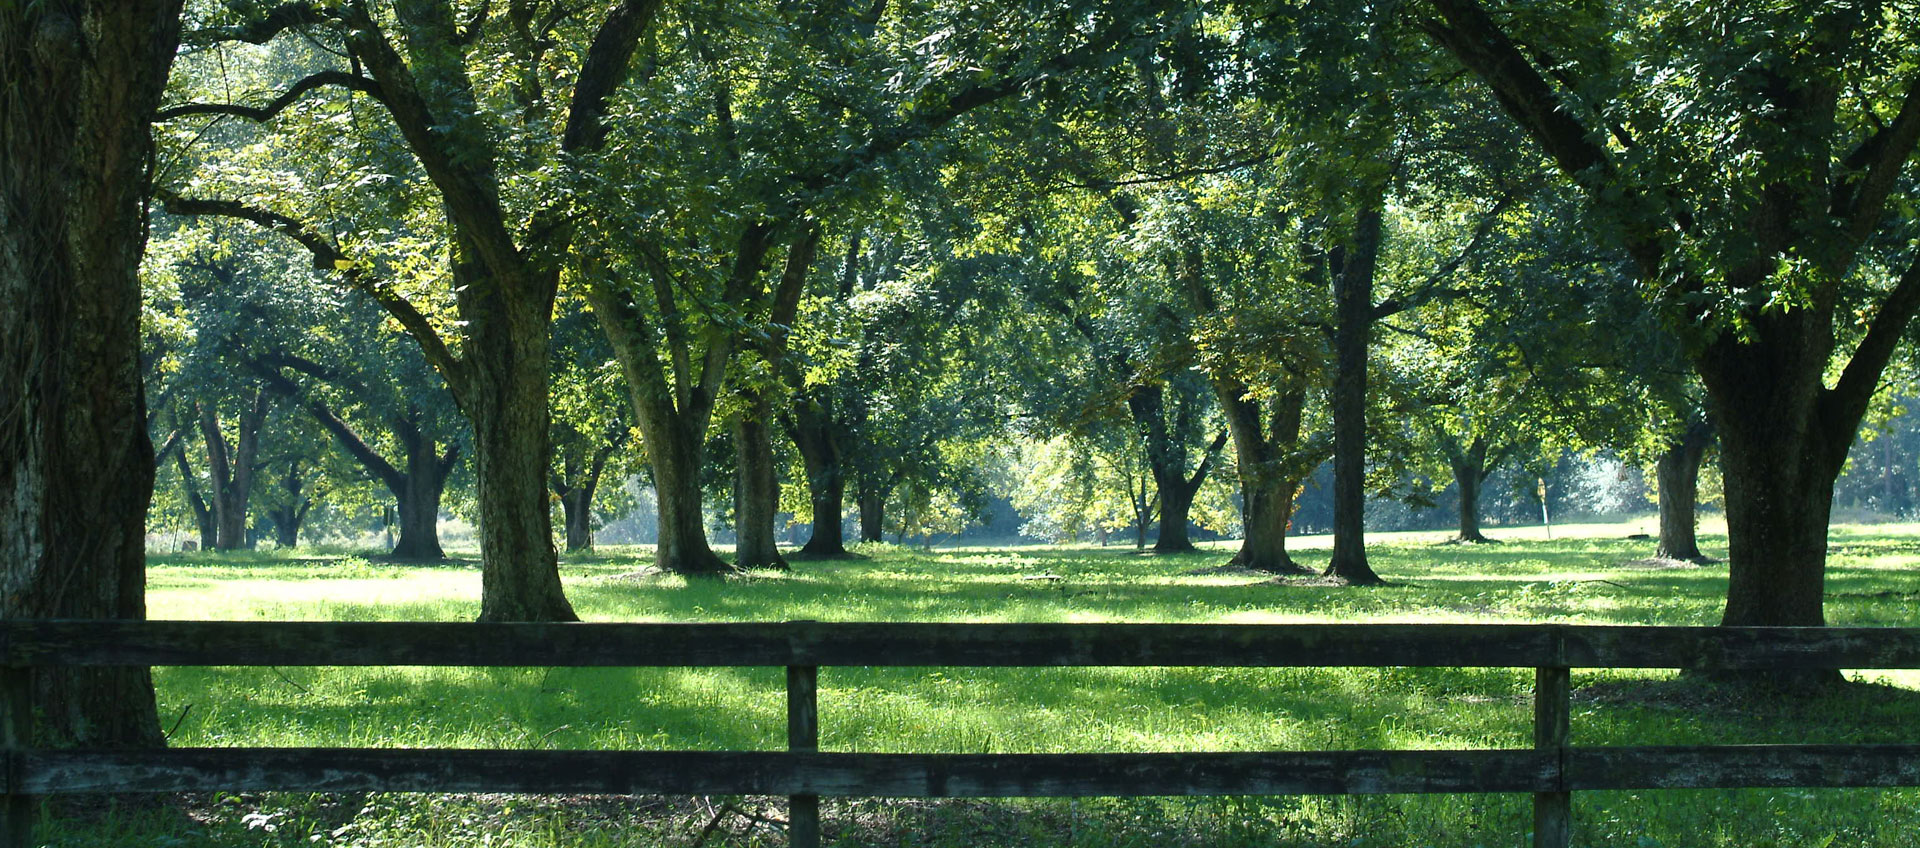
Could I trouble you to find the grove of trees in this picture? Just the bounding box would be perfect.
[9,0,1920,742]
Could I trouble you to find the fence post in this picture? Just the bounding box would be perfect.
[787,664,820,848]
[1,664,30,848]
[1533,664,1571,848]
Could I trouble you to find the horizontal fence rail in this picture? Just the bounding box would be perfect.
[4,621,1919,848]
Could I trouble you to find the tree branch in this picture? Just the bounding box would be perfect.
[337,2,522,280]
[157,71,383,122]
[1834,72,1920,246]
[184,2,330,47]
[155,190,468,396]
[1821,252,1920,451]
[1422,0,1667,274]
[791,7,1161,200]
[253,362,406,493]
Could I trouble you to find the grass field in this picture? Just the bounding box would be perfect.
[43,520,1920,846]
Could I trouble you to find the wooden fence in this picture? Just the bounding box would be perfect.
[6,621,1920,848]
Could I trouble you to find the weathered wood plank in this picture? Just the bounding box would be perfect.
[1532,666,1570,848]
[17,749,1558,797]
[1566,745,1920,789]
[2,621,1567,668]
[787,666,820,848]
[10,621,1920,671]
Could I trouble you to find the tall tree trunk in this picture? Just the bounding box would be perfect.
[790,395,849,557]
[732,228,816,570]
[1130,384,1194,553]
[391,442,455,561]
[1156,481,1195,551]
[644,414,730,574]
[1655,419,1713,563]
[1325,205,1386,585]
[0,0,180,748]
[199,389,268,551]
[1218,387,1312,575]
[1697,314,1852,687]
[266,462,311,548]
[171,440,218,550]
[463,271,578,621]
[1698,316,1847,630]
[1448,441,1494,544]
[585,225,778,576]
[732,392,788,569]
[857,482,888,543]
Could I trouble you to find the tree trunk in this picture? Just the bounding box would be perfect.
[644,411,731,574]
[389,442,454,561]
[561,485,594,553]
[1156,481,1196,552]
[1697,316,1851,687]
[266,462,311,549]
[172,441,218,550]
[732,392,788,569]
[1325,205,1385,585]
[1655,419,1712,563]
[1130,384,1195,553]
[1235,473,1306,574]
[791,396,849,557]
[1218,387,1312,575]
[857,483,888,543]
[1450,450,1493,544]
[462,271,578,621]
[731,227,815,570]
[199,390,268,551]
[0,0,180,748]
[1699,320,1846,629]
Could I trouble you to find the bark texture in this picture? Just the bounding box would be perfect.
[0,0,181,747]
[1698,313,1844,628]
[461,260,577,619]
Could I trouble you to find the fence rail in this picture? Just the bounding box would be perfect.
[5,621,1919,848]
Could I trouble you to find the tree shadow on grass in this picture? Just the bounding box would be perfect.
[1574,673,1920,745]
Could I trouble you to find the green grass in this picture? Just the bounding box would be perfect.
[39,520,1920,846]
